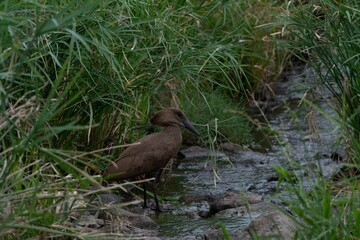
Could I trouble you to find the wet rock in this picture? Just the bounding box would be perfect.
[177,236,199,240]
[187,211,201,219]
[198,210,211,218]
[204,203,293,239]
[95,205,160,238]
[266,173,279,182]
[246,180,278,195]
[197,201,211,218]
[243,211,296,240]
[76,212,105,229]
[232,150,269,165]
[127,214,158,230]
[106,205,159,230]
[321,160,342,179]
[219,142,245,154]
[209,191,263,215]
[95,191,125,204]
[215,202,277,218]
[236,158,257,165]
[182,194,210,203]
[246,184,256,191]
[235,230,253,240]
[254,166,280,181]
[118,209,159,230]
[204,228,248,240]
[179,146,227,160]
[102,220,160,239]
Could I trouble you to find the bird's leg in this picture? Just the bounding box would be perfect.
[142,182,148,208]
[150,179,161,212]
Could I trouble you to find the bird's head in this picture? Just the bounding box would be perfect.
[150,108,199,136]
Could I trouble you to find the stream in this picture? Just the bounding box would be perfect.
[150,65,341,239]
[85,65,342,238]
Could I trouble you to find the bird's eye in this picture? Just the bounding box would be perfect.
[175,110,183,117]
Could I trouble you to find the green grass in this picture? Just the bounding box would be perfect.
[180,89,253,144]
[7,0,353,238]
[0,0,290,238]
[277,0,360,238]
[277,168,360,239]
[284,0,360,165]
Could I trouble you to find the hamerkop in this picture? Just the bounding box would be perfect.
[103,108,199,211]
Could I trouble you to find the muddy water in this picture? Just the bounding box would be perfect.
[152,66,341,239]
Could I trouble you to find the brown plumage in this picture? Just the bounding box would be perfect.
[103,108,199,211]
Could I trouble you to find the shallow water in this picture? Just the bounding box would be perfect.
[155,210,253,238]
[152,66,341,238]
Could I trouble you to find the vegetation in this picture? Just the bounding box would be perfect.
[4,0,360,238]
[181,89,252,144]
[0,0,286,238]
[279,0,360,239]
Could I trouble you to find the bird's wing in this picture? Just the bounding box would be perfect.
[105,133,174,180]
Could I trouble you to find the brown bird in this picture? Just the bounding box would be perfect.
[103,108,199,211]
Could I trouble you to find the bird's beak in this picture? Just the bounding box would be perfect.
[181,117,200,136]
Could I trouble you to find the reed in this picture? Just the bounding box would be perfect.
[279,0,360,238]
[1,0,288,237]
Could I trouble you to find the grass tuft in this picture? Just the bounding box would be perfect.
[278,0,360,238]
[1,0,288,237]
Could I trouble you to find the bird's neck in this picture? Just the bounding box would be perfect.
[162,125,182,140]
[163,124,181,133]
